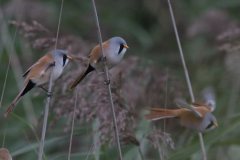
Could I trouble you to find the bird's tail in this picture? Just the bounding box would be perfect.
[5,80,35,117]
[144,108,177,121]
[5,90,24,117]
[69,64,95,90]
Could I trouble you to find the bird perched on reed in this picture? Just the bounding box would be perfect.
[4,50,72,117]
[69,37,128,90]
[0,148,12,160]
[144,87,218,133]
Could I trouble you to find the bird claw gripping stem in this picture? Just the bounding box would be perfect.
[101,56,107,62]
[46,92,52,97]
[104,79,110,85]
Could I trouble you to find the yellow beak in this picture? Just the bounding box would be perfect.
[214,123,218,127]
[124,45,129,49]
[67,56,72,59]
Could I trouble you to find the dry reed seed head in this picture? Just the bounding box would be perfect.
[217,28,240,42]
[4,0,54,22]
[9,20,50,38]
[10,21,92,54]
[217,27,240,78]
[146,129,175,150]
[120,130,140,146]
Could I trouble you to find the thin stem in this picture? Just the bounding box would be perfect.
[38,0,64,160]
[162,68,169,160]
[153,125,164,160]
[0,6,37,125]
[138,148,144,160]
[0,5,24,109]
[86,140,94,160]
[90,0,122,160]
[167,0,194,102]
[167,0,206,160]
[68,86,79,160]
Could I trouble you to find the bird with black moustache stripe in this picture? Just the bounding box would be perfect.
[69,37,128,90]
[144,87,218,133]
[4,50,72,117]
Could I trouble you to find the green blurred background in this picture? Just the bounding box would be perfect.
[1,0,240,159]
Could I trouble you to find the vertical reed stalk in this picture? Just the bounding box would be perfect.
[0,6,23,109]
[138,147,144,160]
[68,86,79,160]
[162,68,169,160]
[154,125,164,160]
[38,0,64,159]
[0,7,37,125]
[90,0,122,159]
[167,0,207,159]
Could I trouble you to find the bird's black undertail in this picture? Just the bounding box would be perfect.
[4,80,36,117]
[69,64,95,90]
[20,80,36,96]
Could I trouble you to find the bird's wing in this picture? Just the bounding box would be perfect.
[175,98,202,118]
[201,86,216,112]
[89,44,103,64]
[89,41,109,63]
[26,53,55,79]
[22,62,40,77]
[192,102,211,111]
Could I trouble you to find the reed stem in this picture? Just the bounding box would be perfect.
[38,0,64,159]
[167,0,206,159]
[90,0,122,159]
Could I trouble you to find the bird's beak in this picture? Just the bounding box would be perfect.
[214,123,218,127]
[124,45,129,49]
[67,56,72,59]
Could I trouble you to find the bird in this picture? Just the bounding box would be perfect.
[69,37,128,90]
[4,49,72,117]
[0,148,12,160]
[144,87,218,133]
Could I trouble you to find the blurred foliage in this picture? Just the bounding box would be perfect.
[1,0,240,159]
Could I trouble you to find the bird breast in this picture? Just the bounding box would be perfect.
[179,107,211,133]
[52,63,64,81]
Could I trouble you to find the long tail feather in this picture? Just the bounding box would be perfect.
[4,95,22,117]
[4,80,35,117]
[144,108,176,120]
[69,64,95,90]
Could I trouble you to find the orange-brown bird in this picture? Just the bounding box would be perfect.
[69,37,128,90]
[4,50,72,117]
[144,87,218,133]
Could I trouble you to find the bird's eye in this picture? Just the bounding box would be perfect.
[63,55,67,66]
[205,121,214,129]
[118,44,124,54]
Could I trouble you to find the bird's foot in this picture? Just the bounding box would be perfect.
[47,92,52,97]
[104,79,110,85]
[101,56,107,62]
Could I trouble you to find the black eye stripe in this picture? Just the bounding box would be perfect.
[63,55,67,66]
[118,44,124,54]
[206,121,214,129]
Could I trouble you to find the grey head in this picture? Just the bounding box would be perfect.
[200,112,217,133]
[50,49,71,67]
[109,37,128,56]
